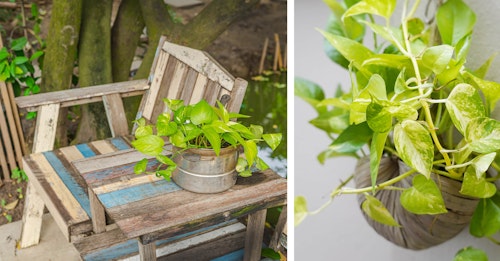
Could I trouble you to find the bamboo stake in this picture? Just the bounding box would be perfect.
[0,2,31,9]
[273,33,282,72]
[283,43,287,69]
[258,37,269,75]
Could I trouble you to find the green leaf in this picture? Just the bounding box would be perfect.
[464,71,500,113]
[134,158,148,174]
[295,196,308,226]
[361,194,400,227]
[366,102,392,133]
[262,133,282,151]
[319,30,373,72]
[470,193,500,237]
[460,166,496,198]
[0,47,8,61]
[249,124,263,139]
[170,130,186,148]
[10,37,27,51]
[466,117,500,154]
[255,157,270,170]
[362,54,412,69]
[445,83,485,135]
[436,0,476,46]
[343,0,397,21]
[242,140,258,167]
[421,45,454,74]
[202,125,221,155]
[454,247,488,261]
[29,50,44,62]
[215,100,230,123]
[163,98,184,111]
[400,174,448,215]
[473,54,497,79]
[310,110,350,134]
[156,155,175,166]
[236,157,248,172]
[131,135,164,156]
[357,74,387,101]
[238,170,252,177]
[261,248,281,260]
[228,122,254,139]
[361,21,403,49]
[13,56,29,65]
[394,120,434,178]
[156,167,173,181]
[471,152,496,178]
[370,131,388,192]
[328,122,372,154]
[134,125,153,139]
[190,100,217,125]
[294,78,325,109]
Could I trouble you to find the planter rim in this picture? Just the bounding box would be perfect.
[173,145,240,156]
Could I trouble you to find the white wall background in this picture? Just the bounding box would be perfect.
[294,0,500,260]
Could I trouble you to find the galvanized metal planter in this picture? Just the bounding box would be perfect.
[172,146,239,193]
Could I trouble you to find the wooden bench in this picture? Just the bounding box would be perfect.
[15,37,287,260]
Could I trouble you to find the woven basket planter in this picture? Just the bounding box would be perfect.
[354,156,479,250]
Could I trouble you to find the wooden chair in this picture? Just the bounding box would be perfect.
[15,37,255,258]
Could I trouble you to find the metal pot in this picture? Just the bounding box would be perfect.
[171,146,239,193]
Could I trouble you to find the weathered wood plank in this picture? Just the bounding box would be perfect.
[20,103,60,248]
[162,41,234,91]
[89,189,106,234]
[107,170,286,242]
[243,209,267,261]
[189,73,208,104]
[0,131,9,180]
[202,80,220,106]
[178,67,199,102]
[93,174,163,195]
[0,96,19,174]
[90,139,117,155]
[141,51,170,121]
[166,61,188,100]
[15,79,149,111]
[103,93,129,137]
[226,78,248,114]
[138,240,156,261]
[32,103,60,153]
[1,81,22,171]
[269,205,287,251]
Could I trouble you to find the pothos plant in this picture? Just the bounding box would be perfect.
[131,98,282,180]
[295,0,500,258]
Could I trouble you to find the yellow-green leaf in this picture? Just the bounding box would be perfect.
[445,83,485,135]
[361,194,400,227]
[343,0,397,21]
[460,166,497,198]
[400,174,447,215]
[295,196,309,226]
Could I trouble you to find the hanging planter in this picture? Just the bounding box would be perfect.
[354,157,479,250]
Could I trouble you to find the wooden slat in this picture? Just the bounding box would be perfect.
[103,93,129,137]
[1,81,23,169]
[89,189,106,233]
[162,41,235,91]
[90,139,117,155]
[0,97,17,176]
[0,130,9,180]
[189,73,208,104]
[15,79,148,111]
[269,205,287,251]
[141,51,171,121]
[107,169,286,242]
[226,77,248,113]
[166,60,188,101]
[32,103,60,153]
[20,180,46,247]
[243,209,267,261]
[202,80,221,106]
[179,68,200,102]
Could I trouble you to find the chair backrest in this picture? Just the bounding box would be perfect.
[135,36,248,128]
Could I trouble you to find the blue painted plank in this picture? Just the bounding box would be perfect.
[211,249,244,261]
[110,137,131,151]
[98,178,181,208]
[82,159,161,184]
[84,221,238,261]
[75,143,96,158]
[42,151,92,217]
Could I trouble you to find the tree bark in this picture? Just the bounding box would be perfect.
[111,0,145,82]
[74,0,113,143]
[40,0,82,148]
[112,0,145,126]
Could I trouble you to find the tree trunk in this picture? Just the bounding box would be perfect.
[39,0,82,148]
[112,0,145,126]
[74,0,113,143]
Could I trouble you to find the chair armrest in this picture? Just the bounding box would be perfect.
[15,79,149,112]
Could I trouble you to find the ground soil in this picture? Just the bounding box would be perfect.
[0,0,286,226]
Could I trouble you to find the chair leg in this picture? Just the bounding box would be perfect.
[20,181,46,248]
[243,209,267,261]
[269,205,287,251]
[88,188,106,233]
[138,239,156,261]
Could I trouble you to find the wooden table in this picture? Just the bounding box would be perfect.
[73,148,287,261]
